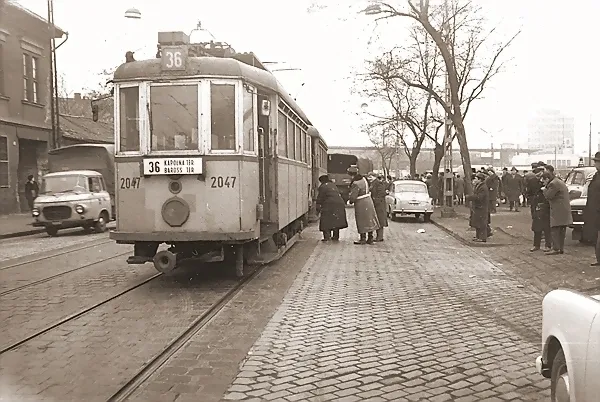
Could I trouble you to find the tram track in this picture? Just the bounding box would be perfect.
[107,264,265,402]
[0,250,131,297]
[0,238,113,271]
[0,272,162,355]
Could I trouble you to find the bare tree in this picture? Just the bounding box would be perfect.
[81,67,117,124]
[57,73,74,115]
[364,123,397,177]
[363,0,520,193]
[362,24,450,178]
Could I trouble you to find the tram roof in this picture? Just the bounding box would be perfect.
[113,57,313,126]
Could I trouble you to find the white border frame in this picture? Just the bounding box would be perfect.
[145,81,201,156]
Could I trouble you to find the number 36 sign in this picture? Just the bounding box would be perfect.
[161,46,187,71]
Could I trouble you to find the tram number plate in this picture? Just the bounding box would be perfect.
[142,158,203,175]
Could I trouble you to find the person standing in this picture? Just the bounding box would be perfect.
[502,167,523,212]
[524,163,542,217]
[466,173,489,242]
[347,165,380,245]
[369,173,388,242]
[315,175,348,242]
[586,152,600,266]
[24,174,39,211]
[542,171,572,255]
[531,171,552,252]
[485,167,500,214]
[455,174,465,205]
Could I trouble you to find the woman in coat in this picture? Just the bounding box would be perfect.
[542,171,573,254]
[530,171,552,251]
[368,173,388,242]
[586,152,600,265]
[316,175,348,241]
[466,173,489,242]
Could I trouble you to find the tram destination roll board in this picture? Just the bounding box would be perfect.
[142,157,203,175]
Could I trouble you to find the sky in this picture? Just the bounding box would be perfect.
[13,0,600,154]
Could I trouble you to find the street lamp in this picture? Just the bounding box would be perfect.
[124,7,142,19]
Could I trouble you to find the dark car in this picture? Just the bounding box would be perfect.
[570,173,598,243]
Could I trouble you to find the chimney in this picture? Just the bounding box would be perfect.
[74,93,81,101]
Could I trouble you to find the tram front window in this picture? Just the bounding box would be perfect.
[119,86,140,152]
[150,85,199,151]
[211,83,236,151]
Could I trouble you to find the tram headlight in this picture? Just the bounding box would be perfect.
[32,208,40,217]
[161,197,190,227]
[75,204,85,214]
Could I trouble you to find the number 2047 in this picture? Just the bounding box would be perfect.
[211,176,236,188]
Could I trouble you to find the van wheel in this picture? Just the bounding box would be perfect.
[551,349,569,402]
[46,227,59,237]
[94,212,109,233]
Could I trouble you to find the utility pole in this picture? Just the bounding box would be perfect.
[441,0,455,217]
[47,0,60,148]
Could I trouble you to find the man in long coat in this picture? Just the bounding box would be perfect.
[524,163,542,216]
[347,165,380,245]
[316,175,348,242]
[502,167,523,212]
[24,174,39,211]
[542,171,573,255]
[466,173,489,242]
[485,167,500,214]
[455,174,465,205]
[369,173,388,242]
[531,171,552,251]
[586,152,600,265]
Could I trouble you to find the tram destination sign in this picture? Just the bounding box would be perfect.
[142,157,203,175]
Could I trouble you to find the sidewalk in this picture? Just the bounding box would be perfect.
[431,205,600,294]
[0,213,44,239]
[129,210,548,402]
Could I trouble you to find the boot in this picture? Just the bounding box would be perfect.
[374,228,384,242]
[366,232,374,244]
[354,233,367,245]
[322,230,331,242]
[332,229,340,241]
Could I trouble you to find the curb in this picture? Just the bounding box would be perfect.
[430,217,511,248]
[0,228,45,240]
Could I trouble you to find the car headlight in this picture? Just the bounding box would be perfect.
[75,205,85,214]
[32,208,39,217]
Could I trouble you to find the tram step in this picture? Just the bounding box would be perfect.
[247,232,300,266]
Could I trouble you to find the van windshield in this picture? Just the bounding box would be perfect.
[41,175,88,194]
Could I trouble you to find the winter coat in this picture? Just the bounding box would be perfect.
[316,182,348,232]
[584,172,600,232]
[369,179,388,228]
[543,177,573,227]
[502,174,523,202]
[485,174,500,203]
[531,189,551,232]
[466,181,489,229]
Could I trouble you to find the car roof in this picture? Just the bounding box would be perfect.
[43,170,102,177]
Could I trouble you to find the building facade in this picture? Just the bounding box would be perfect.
[527,109,575,152]
[0,3,65,214]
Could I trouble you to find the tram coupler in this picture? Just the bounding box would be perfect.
[153,250,178,274]
[127,256,152,264]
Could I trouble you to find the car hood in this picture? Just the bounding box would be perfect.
[395,192,430,202]
[36,193,94,203]
[570,197,587,207]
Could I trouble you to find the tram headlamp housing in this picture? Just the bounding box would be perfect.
[32,208,40,217]
[161,197,190,227]
[75,205,85,214]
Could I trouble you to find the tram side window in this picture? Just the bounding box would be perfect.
[287,119,295,160]
[306,135,312,165]
[211,84,236,151]
[295,125,301,162]
[243,89,255,152]
[119,86,140,152]
[150,85,198,151]
[277,111,287,157]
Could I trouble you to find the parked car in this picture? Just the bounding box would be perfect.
[570,172,597,243]
[536,288,600,401]
[385,180,433,222]
[564,166,596,200]
[32,170,112,237]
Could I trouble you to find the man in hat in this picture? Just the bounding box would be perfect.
[24,174,39,211]
[368,172,388,242]
[524,162,542,217]
[542,170,572,255]
[466,173,489,242]
[485,167,500,214]
[586,152,600,266]
[502,167,523,212]
[347,165,380,245]
[316,174,348,242]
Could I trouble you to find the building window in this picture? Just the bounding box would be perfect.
[119,86,140,152]
[242,89,254,152]
[23,54,39,103]
[277,111,287,157]
[150,85,198,151]
[210,83,236,151]
[0,136,7,187]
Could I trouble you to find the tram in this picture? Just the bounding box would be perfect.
[108,31,327,276]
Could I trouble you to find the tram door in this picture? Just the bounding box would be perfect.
[257,93,271,221]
